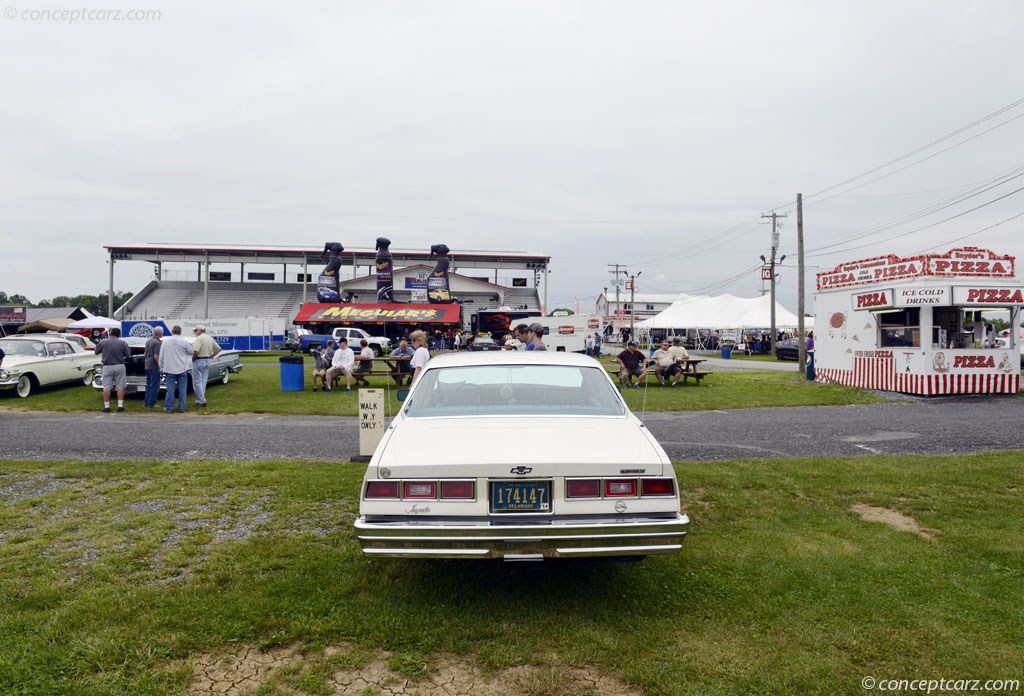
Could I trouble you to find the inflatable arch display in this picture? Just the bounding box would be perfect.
[428,244,453,303]
[317,242,343,302]
[375,237,395,302]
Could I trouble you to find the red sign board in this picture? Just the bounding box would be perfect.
[587,319,600,329]
[294,303,461,323]
[558,326,574,334]
[816,247,1015,291]
[761,266,772,281]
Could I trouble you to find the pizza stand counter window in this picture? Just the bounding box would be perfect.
[813,247,1023,396]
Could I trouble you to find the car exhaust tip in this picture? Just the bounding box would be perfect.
[503,553,544,562]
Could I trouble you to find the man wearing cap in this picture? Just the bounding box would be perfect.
[616,341,647,389]
[191,325,221,409]
[526,322,547,351]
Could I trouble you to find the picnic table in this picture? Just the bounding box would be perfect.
[670,357,710,384]
[333,356,412,387]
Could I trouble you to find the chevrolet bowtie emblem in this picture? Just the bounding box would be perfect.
[510,466,532,476]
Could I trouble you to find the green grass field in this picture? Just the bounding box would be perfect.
[1,452,1021,695]
[1,355,881,416]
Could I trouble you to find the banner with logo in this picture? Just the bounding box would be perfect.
[294,303,461,324]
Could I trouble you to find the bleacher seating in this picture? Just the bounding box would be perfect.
[116,281,309,320]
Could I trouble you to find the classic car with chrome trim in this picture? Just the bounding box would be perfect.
[355,351,689,560]
[90,337,243,393]
[0,336,101,398]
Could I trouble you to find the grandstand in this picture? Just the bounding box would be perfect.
[109,245,548,327]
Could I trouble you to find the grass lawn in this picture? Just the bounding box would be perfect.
[1,357,883,416]
[1,452,1021,695]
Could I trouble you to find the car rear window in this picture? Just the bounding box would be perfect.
[404,365,626,417]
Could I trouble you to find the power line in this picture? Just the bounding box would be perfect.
[807,184,1024,258]
[806,163,1024,254]
[804,95,1024,200]
[917,209,1024,253]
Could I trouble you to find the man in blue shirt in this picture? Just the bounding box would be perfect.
[389,338,415,386]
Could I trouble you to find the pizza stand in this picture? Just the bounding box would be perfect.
[814,247,1022,395]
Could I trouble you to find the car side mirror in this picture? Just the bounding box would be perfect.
[397,388,409,401]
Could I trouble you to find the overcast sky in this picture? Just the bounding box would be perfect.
[2,0,1023,313]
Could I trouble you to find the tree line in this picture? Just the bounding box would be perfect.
[0,290,134,317]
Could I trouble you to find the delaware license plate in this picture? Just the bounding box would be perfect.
[490,481,551,513]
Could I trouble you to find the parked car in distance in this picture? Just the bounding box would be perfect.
[0,336,100,398]
[54,333,97,351]
[468,335,501,351]
[355,351,689,561]
[90,337,242,393]
[775,338,801,361]
[298,327,391,356]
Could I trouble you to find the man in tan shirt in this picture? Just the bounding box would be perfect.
[191,325,221,409]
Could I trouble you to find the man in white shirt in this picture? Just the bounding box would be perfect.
[158,325,194,413]
[326,337,355,393]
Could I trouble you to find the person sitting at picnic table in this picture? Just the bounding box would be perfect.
[669,337,689,364]
[650,340,682,387]
[616,341,647,389]
[351,339,374,387]
[389,338,415,386]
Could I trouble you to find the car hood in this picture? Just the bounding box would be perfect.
[374,415,667,478]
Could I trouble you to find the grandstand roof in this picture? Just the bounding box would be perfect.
[106,244,550,269]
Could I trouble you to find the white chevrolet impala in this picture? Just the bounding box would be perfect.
[355,351,689,560]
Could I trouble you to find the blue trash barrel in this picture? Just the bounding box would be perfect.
[721,344,732,359]
[806,351,816,380]
[279,355,304,391]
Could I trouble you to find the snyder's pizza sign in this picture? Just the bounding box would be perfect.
[818,247,1014,291]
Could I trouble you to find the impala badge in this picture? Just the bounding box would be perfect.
[510,466,532,476]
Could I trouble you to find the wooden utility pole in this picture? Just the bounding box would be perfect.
[608,263,628,342]
[796,194,806,372]
[761,212,787,357]
[629,271,642,344]
[794,193,802,372]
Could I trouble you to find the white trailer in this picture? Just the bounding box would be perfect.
[520,314,603,352]
[814,247,1022,395]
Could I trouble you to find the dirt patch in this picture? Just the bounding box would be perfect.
[185,644,641,696]
[851,503,934,539]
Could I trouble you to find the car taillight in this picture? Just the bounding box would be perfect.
[605,479,637,497]
[440,480,474,499]
[641,478,675,496]
[366,481,399,498]
[566,479,601,498]
[403,481,436,499]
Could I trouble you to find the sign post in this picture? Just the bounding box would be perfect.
[356,389,386,460]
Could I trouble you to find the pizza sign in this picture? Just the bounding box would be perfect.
[817,247,1015,291]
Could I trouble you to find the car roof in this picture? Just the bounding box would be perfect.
[425,350,602,368]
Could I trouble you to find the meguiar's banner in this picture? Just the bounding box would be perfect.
[295,303,461,324]
[375,237,394,302]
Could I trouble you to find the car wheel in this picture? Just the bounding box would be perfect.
[82,369,95,386]
[369,344,382,357]
[221,370,230,385]
[16,374,34,398]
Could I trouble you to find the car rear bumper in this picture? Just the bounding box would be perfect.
[354,513,689,559]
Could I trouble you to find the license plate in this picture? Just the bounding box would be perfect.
[490,481,551,513]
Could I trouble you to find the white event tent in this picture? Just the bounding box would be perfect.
[636,293,802,331]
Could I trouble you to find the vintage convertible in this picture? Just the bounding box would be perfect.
[355,351,689,560]
[0,336,101,398]
[90,337,242,393]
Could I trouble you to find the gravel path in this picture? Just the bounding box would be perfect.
[2,394,1022,462]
